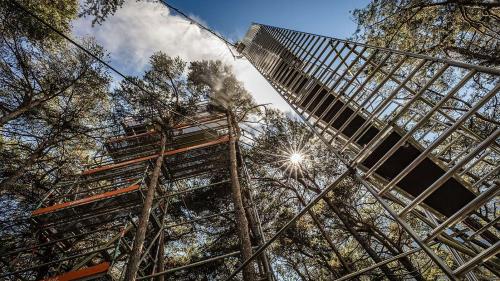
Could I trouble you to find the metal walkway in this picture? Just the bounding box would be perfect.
[237,23,499,280]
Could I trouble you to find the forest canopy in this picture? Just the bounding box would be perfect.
[0,1,499,281]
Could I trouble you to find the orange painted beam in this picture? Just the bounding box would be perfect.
[40,262,109,281]
[82,135,229,176]
[82,154,157,175]
[32,185,139,217]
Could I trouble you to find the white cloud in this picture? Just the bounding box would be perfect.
[72,0,292,112]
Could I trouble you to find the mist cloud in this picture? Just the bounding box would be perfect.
[72,0,291,111]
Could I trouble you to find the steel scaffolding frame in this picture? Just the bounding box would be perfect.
[234,23,499,280]
[2,0,497,278]
[1,111,273,280]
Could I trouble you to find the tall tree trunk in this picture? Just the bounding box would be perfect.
[155,228,165,281]
[238,148,274,280]
[227,111,256,281]
[243,189,274,280]
[125,131,166,281]
[156,201,167,281]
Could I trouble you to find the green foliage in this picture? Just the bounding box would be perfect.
[79,0,126,25]
[113,52,202,127]
[352,0,500,66]
[0,36,111,199]
[244,110,445,279]
[0,1,111,235]
[0,0,78,43]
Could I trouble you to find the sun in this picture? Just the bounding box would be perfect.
[266,134,312,180]
[289,153,304,165]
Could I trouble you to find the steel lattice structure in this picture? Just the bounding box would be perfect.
[234,23,500,280]
[1,5,499,278]
[0,105,272,281]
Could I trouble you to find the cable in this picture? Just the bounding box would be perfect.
[159,1,235,47]
[159,1,238,60]
[7,0,221,138]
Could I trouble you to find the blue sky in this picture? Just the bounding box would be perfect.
[73,0,371,112]
[166,0,370,42]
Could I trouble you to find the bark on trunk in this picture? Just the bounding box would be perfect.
[238,148,273,280]
[125,132,166,281]
[227,112,256,281]
[156,202,167,281]
[0,99,45,127]
[243,189,273,280]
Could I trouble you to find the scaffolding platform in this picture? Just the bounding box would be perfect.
[1,110,271,281]
[40,262,110,281]
[32,184,141,221]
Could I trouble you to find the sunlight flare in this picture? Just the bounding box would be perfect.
[289,152,304,165]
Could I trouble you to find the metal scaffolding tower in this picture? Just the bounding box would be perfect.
[0,105,272,280]
[1,1,499,277]
[235,23,499,280]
